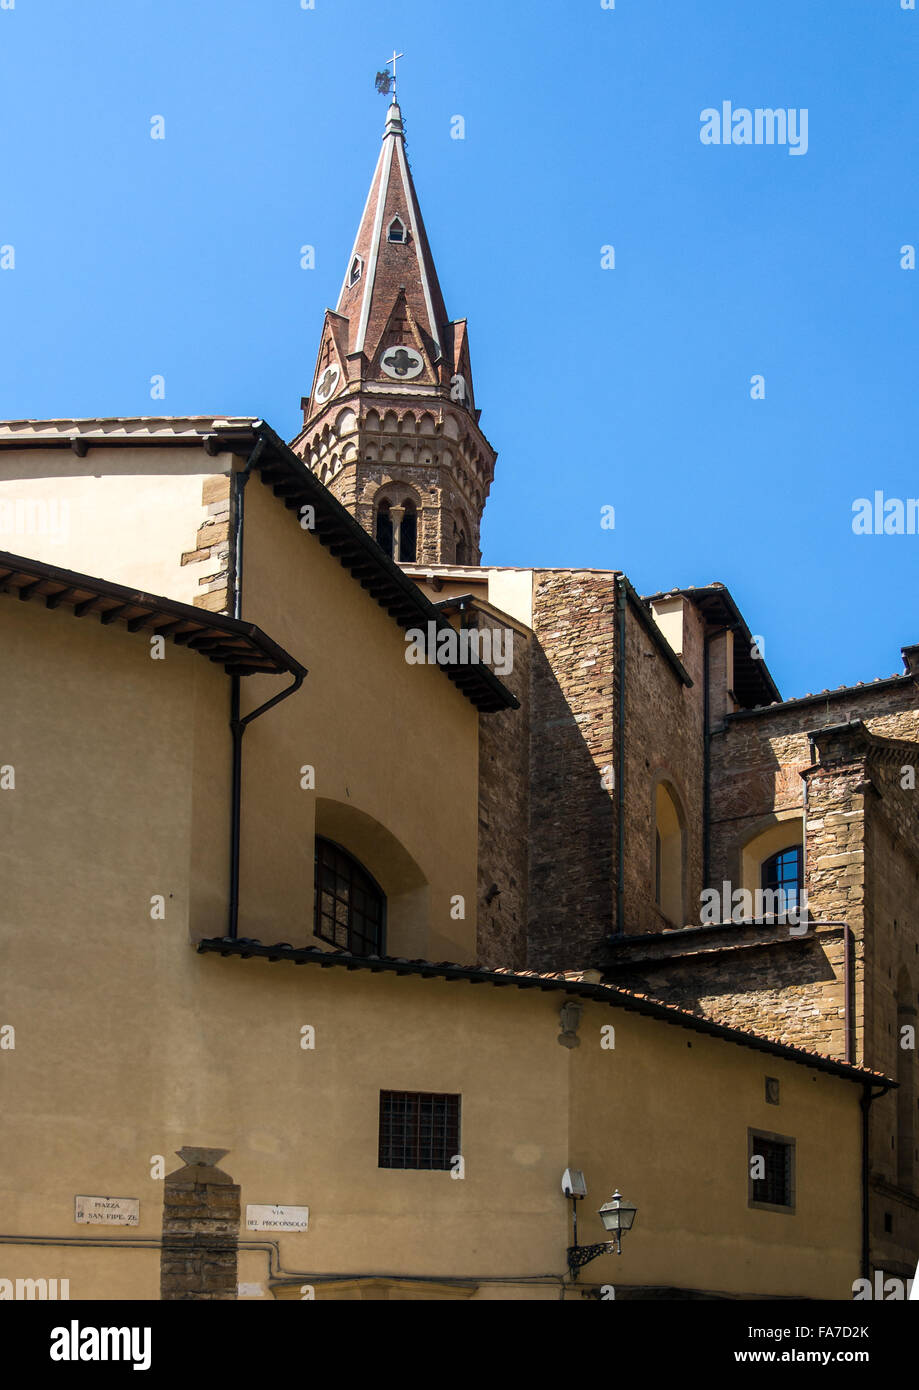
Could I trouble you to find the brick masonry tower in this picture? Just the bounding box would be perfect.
[290,99,497,566]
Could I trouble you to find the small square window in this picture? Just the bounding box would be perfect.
[379,1091,460,1171]
[748,1129,795,1213]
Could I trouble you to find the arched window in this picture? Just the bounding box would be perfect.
[388,217,406,243]
[654,781,685,925]
[376,501,394,558]
[314,836,386,955]
[349,255,363,287]
[455,526,468,565]
[761,846,802,915]
[399,500,417,563]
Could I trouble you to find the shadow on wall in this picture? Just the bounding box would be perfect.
[609,944,838,1019]
[528,644,615,972]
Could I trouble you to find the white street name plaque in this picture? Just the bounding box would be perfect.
[245,1203,309,1233]
[75,1195,139,1226]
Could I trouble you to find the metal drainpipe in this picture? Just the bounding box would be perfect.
[861,1083,892,1280]
[844,924,854,1066]
[226,442,305,939]
[800,733,811,906]
[615,578,627,936]
[703,631,714,889]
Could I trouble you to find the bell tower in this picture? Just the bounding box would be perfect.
[290,98,497,566]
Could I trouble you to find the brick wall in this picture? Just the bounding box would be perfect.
[160,1148,240,1301]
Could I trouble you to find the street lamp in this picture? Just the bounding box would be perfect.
[564,1174,638,1279]
[598,1190,638,1255]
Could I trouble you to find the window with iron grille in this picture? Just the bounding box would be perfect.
[749,1129,795,1212]
[379,1091,460,1170]
[314,836,385,956]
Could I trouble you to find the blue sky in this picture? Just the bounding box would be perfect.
[0,0,916,699]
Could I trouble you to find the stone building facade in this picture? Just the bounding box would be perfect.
[1,96,915,1300]
[286,100,919,1285]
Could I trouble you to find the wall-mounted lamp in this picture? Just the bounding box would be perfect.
[562,1171,637,1279]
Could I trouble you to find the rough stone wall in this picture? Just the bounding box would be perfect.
[710,682,919,892]
[622,598,705,934]
[160,1149,240,1301]
[477,626,530,970]
[860,747,919,1274]
[709,724,810,895]
[803,758,867,954]
[527,571,618,971]
[866,759,919,1114]
[182,474,231,614]
[604,923,848,1055]
[867,784,919,1280]
[709,701,919,1279]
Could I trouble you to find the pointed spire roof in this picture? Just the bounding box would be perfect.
[335,101,449,363]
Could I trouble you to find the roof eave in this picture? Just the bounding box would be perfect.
[196,936,891,1087]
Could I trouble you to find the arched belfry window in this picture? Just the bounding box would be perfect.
[376,497,417,562]
[388,217,406,243]
[761,846,802,914]
[454,524,468,566]
[349,255,363,287]
[314,836,386,955]
[400,500,417,563]
[376,501,394,558]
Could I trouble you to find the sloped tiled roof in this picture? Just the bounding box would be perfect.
[197,937,893,1087]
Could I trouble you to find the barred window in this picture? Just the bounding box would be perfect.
[379,1091,460,1170]
[314,837,385,956]
[749,1129,795,1212]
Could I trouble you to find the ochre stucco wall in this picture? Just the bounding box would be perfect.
[236,469,481,963]
[0,447,232,606]
[0,936,865,1301]
[0,492,869,1304]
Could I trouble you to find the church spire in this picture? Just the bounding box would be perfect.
[291,88,497,569]
[335,98,449,366]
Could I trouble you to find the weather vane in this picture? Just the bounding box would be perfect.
[375,50,404,99]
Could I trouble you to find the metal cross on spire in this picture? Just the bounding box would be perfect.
[386,50,404,93]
